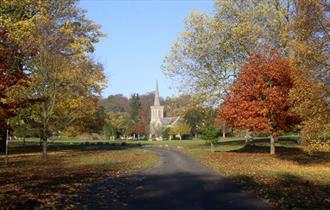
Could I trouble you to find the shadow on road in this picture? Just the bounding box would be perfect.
[74,171,330,210]
[74,172,273,210]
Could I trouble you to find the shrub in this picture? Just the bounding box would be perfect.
[301,120,330,153]
[200,126,220,145]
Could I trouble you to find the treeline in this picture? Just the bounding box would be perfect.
[1,0,106,159]
[58,93,217,141]
[162,0,330,153]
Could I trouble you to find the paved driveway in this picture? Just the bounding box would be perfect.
[77,148,273,210]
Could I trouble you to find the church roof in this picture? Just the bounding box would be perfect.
[162,117,180,127]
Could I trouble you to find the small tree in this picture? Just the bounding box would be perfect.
[170,121,191,140]
[183,105,216,139]
[200,126,219,152]
[132,121,145,139]
[220,52,299,154]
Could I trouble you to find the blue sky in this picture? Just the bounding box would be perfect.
[79,0,213,98]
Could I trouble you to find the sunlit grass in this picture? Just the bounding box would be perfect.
[145,137,330,209]
[0,143,158,209]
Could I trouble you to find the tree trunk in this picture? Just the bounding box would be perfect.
[5,130,9,165]
[211,143,214,153]
[222,126,226,139]
[194,133,198,139]
[41,136,47,161]
[270,135,275,155]
[245,130,254,146]
[41,115,48,161]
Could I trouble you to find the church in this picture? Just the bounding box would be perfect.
[149,82,179,140]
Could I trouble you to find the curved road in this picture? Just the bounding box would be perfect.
[77,148,273,210]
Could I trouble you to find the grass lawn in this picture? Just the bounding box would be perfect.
[143,137,330,210]
[1,137,329,209]
[0,140,158,209]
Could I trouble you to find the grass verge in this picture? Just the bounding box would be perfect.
[0,142,158,209]
[145,138,330,210]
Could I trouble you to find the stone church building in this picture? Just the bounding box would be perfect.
[149,82,179,140]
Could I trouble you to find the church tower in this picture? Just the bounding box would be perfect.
[149,81,164,139]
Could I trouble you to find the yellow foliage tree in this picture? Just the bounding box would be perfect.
[289,0,330,152]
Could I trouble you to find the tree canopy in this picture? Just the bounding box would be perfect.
[162,0,293,103]
[220,52,300,154]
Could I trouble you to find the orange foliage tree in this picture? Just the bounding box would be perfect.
[219,52,299,154]
[0,30,28,131]
[132,108,146,139]
[132,122,145,136]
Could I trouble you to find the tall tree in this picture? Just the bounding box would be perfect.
[162,0,293,103]
[129,93,141,123]
[289,0,330,152]
[14,0,106,160]
[220,52,299,154]
[164,95,191,116]
[0,0,39,131]
[139,92,155,132]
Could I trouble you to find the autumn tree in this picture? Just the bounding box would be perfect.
[139,92,157,132]
[0,0,39,131]
[164,95,191,116]
[10,0,106,160]
[132,121,145,139]
[104,112,133,139]
[101,94,130,113]
[220,52,299,154]
[162,0,293,103]
[289,0,330,152]
[169,121,191,141]
[101,94,149,139]
[74,104,107,135]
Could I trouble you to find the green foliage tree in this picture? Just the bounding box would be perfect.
[162,0,293,103]
[200,125,220,152]
[183,105,216,138]
[129,93,141,123]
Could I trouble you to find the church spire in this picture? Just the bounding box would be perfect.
[154,80,160,106]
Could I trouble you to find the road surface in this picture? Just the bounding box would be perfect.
[76,148,273,210]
